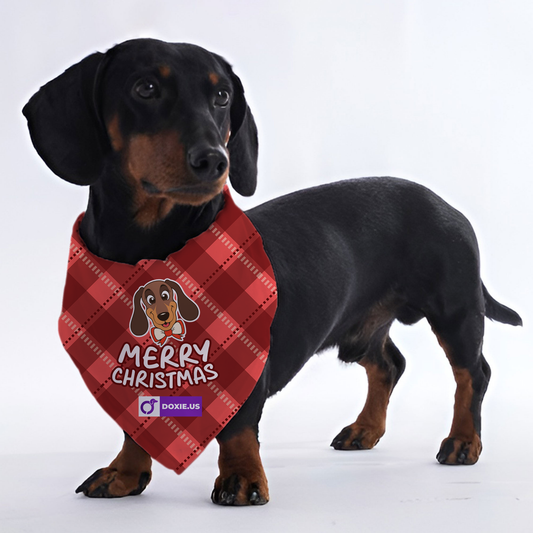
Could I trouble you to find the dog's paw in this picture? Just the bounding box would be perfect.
[436,436,482,465]
[211,473,269,506]
[330,423,384,450]
[75,467,151,498]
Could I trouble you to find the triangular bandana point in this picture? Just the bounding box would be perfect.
[59,188,277,474]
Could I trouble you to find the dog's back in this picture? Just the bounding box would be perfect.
[23,39,521,505]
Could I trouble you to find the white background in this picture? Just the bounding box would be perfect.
[1,1,531,531]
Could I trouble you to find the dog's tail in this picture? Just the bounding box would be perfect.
[483,283,522,326]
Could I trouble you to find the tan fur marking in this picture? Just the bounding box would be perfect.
[209,72,219,85]
[449,367,476,441]
[109,434,152,476]
[107,114,124,151]
[359,361,392,426]
[333,360,393,450]
[126,131,188,187]
[348,361,391,448]
[122,131,228,227]
[439,434,482,465]
[436,335,478,443]
[81,434,152,497]
[215,427,269,504]
[133,195,175,228]
[158,64,171,78]
[435,333,482,464]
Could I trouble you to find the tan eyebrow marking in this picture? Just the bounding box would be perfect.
[158,64,171,78]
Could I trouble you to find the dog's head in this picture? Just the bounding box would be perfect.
[23,38,258,223]
[130,278,200,337]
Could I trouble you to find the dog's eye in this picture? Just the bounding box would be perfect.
[134,78,160,99]
[214,90,230,107]
[146,295,156,305]
[161,290,170,300]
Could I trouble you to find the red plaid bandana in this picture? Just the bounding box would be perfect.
[58,188,277,474]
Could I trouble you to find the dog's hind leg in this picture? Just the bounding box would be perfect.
[75,432,152,497]
[331,333,406,450]
[429,301,490,465]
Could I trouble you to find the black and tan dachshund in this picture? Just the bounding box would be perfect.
[23,38,521,506]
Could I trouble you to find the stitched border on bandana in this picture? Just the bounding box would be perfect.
[58,187,277,474]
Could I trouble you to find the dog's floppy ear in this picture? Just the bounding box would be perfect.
[130,286,149,336]
[223,62,258,197]
[165,280,200,322]
[22,52,108,185]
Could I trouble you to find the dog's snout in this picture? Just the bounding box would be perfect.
[188,145,228,182]
[158,312,170,321]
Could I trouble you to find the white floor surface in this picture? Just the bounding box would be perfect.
[3,432,532,532]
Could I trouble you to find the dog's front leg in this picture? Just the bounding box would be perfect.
[76,432,152,498]
[212,427,268,506]
[211,376,269,506]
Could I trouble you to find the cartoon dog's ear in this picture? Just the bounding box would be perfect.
[165,280,200,322]
[22,51,108,186]
[130,286,149,336]
[218,57,258,197]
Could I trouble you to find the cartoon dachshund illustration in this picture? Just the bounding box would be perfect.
[130,279,200,345]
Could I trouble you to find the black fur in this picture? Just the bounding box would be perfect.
[23,38,521,505]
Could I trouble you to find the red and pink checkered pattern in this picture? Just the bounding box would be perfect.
[58,188,277,474]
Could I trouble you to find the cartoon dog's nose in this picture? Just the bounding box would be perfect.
[158,312,170,321]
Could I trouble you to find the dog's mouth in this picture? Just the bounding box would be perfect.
[141,180,162,194]
[141,179,223,198]
[133,175,227,226]
[161,322,170,328]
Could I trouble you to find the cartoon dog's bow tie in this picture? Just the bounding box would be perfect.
[151,320,185,345]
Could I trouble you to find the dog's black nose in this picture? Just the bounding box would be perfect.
[158,312,170,321]
[188,145,228,182]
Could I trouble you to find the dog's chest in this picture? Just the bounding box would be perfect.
[59,188,277,473]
